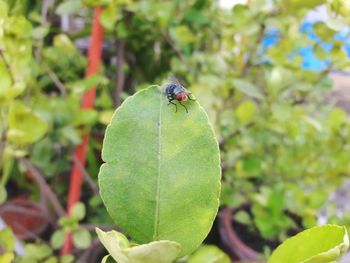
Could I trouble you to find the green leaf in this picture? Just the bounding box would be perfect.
[235,100,257,124]
[101,255,115,263]
[99,86,221,257]
[187,245,230,263]
[0,253,14,263]
[0,228,14,252]
[234,210,251,225]
[23,244,53,261]
[56,0,83,15]
[0,186,7,205]
[60,255,75,263]
[7,101,48,145]
[72,228,92,249]
[96,228,181,263]
[232,79,264,100]
[327,108,346,131]
[83,0,111,8]
[100,4,118,31]
[71,202,86,220]
[0,0,8,17]
[268,225,349,263]
[50,230,65,249]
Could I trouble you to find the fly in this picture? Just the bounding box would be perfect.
[165,76,195,113]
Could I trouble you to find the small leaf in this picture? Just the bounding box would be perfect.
[234,211,252,225]
[71,202,86,220]
[72,228,92,249]
[0,253,14,263]
[268,225,349,263]
[188,245,230,263]
[0,228,15,252]
[50,230,65,249]
[0,0,8,17]
[233,79,264,100]
[23,244,53,261]
[56,0,83,15]
[100,4,118,31]
[101,255,115,263]
[60,254,75,263]
[7,101,48,145]
[96,228,181,263]
[0,186,7,205]
[235,100,257,124]
[327,108,346,131]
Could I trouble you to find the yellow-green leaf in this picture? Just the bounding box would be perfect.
[268,225,349,263]
[96,228,181,263]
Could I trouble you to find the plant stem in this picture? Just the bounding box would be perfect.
[43,63,67,96]
[20,158,66,217]
[0,49,15,84]
[114,39,126,107]
[73,155,99,195]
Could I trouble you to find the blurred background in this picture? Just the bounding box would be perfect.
[1,0,350,262]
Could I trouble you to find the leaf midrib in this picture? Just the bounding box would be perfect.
[153,90,163,240]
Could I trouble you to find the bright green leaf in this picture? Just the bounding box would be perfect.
[234,210,252,225]
[0,253,14,263]
[71,202,86,220]
[50,230,65,249]
[7,101,48,145]
[233,79,264,100]
[96,228,181,263]
[327,108,346,131]
[100,4,118,31]
[56,0,83,15]
[60,254,75,263]
[268,225,349,263]
[0,228,14,252]
[23,244,53,261]
[0,0,8,17]
[188,245,231,263]
[235,100,257,124]
[72,228,92,249]
[99,86,221,257]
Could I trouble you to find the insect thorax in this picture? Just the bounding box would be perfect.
[166,84,186,96]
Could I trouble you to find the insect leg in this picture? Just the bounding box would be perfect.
[188,93,196,101]
[168,98,178,112]
[179,101,188,113]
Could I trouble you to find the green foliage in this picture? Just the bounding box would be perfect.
[96,228,181,263]
[7,101,48,145]
[187,245,231,263]
[0,228,15,263]
[51,202,92,250]
[268,225,349,263]
[99,86,221,257]
[1,0,350,260]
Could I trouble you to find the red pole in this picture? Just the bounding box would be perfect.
[62,7,104,254]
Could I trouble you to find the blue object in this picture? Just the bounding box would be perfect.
[262,22,350,71]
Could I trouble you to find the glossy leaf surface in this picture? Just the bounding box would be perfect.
[99,86,221,257]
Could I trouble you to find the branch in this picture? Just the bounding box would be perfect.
[219,123,256,149]
[114,38,126,107]
[77,238,103,263]
[73,155,99,195]
[20,158,66,217]
[0,49,15,84]
[241,23,266,76]
[0,129,6,164]
[43,63,67,96]
[163,32,193,72]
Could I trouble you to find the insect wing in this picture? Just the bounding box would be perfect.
[168,75,182,86]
